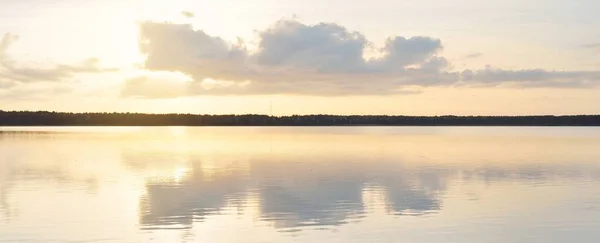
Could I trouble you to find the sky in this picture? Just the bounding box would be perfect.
[1,0,600,115]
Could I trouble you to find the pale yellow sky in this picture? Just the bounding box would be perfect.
[1,0,599,115]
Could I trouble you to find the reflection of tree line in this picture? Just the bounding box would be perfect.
[1,110,600,126]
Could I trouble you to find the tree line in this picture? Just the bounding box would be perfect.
[1,110,599,126]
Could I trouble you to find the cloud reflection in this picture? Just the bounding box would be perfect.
[127,152,454,231]
[128,151,600,232]
[3,127,600,235]
[138,160,247,230]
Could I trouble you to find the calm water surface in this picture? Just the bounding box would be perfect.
[2,127,600,243]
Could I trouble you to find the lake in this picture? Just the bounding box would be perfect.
[2,127,600,243]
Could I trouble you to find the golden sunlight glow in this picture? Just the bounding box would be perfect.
[171,167,190,183]
[169,126,188,137]
[200,78,251,90]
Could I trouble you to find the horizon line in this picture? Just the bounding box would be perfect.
[1,110,600,117]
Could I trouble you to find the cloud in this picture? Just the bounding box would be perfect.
[121,71,194,99]
[136,20,452,96]
[139,22,249,82]
[373,36,444,70]
[462,52,482,59]
[133,19,600,97]
[253,21,369,72]
[252,21,446,73]
[583,43,600,54]
[460,67,600,88]
[583,43,600,49]
[0,33,118,84]
[80,19,590,97]
[1,32,120,102]
[1,58,118,83]
[138,19,600,97]
[0,82,72,100]
[181,11,195,18]
[121,75,426,98]
[0,80,16,89]
[0,34,19,58]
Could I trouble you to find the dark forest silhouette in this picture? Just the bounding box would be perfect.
[1,110,599,126]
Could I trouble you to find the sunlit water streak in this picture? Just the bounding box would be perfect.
[1,127,600,243]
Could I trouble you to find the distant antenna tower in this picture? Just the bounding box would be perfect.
[269,98,273,117]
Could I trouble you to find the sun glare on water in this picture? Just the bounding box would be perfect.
[172,167,190,183]
[169,127,188,137]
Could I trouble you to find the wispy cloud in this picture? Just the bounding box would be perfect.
[0,33,118,84]
[462,52,482,59]
[181,11,195,18]
[459,67,600,88]
[582,43,600,48]
[0,34,18,57]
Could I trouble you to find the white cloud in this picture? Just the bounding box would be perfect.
[139,22,249,82]
[252,20,370,72]
[133,19,600,98]
[5,18,600,100]
[136,20,452,96]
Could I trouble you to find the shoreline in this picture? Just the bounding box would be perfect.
[2,111,600,126]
